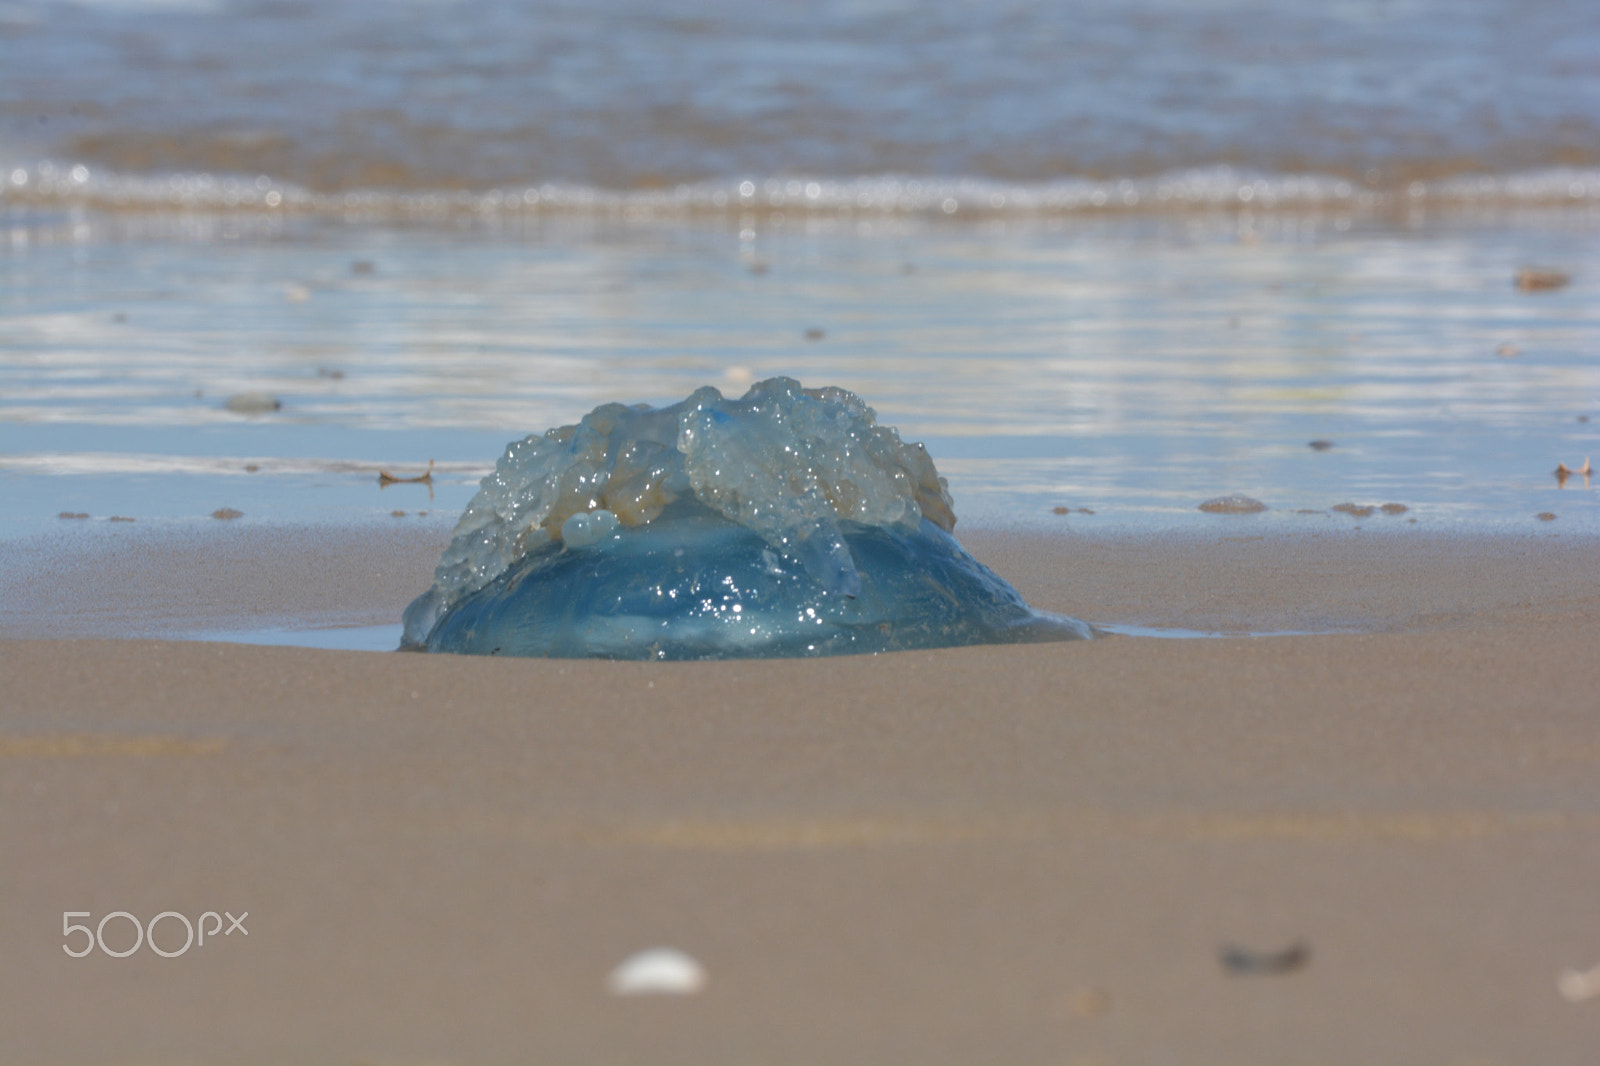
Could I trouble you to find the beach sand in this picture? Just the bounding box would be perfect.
[3,525,1599,1064]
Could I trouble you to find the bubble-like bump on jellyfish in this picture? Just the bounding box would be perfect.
[402,377,1093,659]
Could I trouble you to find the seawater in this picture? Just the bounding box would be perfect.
[4,0,1599,197]
[1,0,1598,553]
[3,209,1595,540]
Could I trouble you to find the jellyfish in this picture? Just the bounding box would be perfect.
[402,377,1092,659]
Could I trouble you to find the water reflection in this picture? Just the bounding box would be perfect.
[1,209,1596,531]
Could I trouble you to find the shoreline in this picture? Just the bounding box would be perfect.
[4,519,1594,641]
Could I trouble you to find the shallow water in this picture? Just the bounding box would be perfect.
[183,623,405,653]
[2,208,1596,541]
[181,621,1324,652]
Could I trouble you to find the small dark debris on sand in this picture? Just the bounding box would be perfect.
[108,515,135,523]
[211,508,244,520]
[1537,512,1558,522]
[1554,458,1593,487]
[58,511,90,520]
[1515,268,1570,292]
[1220,941,1310,976]
[747,261,769,276]
[803,327,826,341]
[350,260,375,275]
[378,459,434,487]
[1199,494,1267,514]
[1308,439,1335,451]
[1334,502,1409,518]
[391,510,407,518]
[1052,506,1095,515]
[244,463,261,473]
[224,392,282,415]
[316,367,345,379]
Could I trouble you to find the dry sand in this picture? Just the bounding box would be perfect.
[3,523,1599,1065]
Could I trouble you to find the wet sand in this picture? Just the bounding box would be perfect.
[3,525,1600,1064]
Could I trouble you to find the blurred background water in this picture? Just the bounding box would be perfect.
[1,0,1597,540]
[6,0,1600,202]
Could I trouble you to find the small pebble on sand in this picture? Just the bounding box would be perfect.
[108,515,135,522]
[1537,512,1557,522]
[244,463,260,473]
[803,327,826,341]
[1515,268,1570,292]
[1332,502,1375,518]
[391,510,407,517]
[211,508,244,520]
[1379,502,1409,515]
[1198,494,1267,514]
[1308,439,1335,451]
[224,392,282,415]
[58,511,90,520]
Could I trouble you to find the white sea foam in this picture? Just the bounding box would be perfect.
[7,160,1600,220]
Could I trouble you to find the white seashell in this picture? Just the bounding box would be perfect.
[607,947,707,996]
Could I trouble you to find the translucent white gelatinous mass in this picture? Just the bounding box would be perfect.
[402,377,1092,658]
